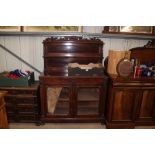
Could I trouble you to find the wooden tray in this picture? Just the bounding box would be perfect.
[116,58,133,77]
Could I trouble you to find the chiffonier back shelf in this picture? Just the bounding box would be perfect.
[43,37,104,76]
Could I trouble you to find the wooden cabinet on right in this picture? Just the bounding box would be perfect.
[105,75,155,128]
[105,40,155,128]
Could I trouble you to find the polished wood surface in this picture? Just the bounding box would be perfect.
[136,90,155,125]
[43,37,104,76]
[0,91,9,129]
[40,76,108,123]
[106,75,155,128]
[130,39,155,64]
[40,36,108,123]
[105,41,155,128]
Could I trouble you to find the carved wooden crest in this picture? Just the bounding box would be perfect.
[43,36,103,44]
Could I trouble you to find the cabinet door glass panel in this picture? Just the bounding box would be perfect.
[47,87,70,115]
[77,88,99,115]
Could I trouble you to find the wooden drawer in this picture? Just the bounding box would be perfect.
[6,95,36,104]
[16,96,36,105]
[6,96,37,114]
[0,89,36,96]
[8,114,36,123]
[17,104,37,113]
[73,77,106,85]
[17,115,36,122]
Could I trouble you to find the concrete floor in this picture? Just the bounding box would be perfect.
[9,123,155,129]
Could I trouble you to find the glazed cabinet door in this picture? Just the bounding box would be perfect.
[47,86,70,115]
[76,86,104,116]
[73,77,107,122]
[44,86,71,116]
[40,77,73,122]
[136,89,155,125]
[40,76,107,123]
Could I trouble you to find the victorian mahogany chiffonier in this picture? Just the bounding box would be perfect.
[105,40,155,128]
[39,36,108,123]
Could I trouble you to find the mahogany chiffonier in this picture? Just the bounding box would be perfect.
[40,36,108,123]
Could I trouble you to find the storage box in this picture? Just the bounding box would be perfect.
[68,63,105,76]
[0,72,35,87]
[68,67,105,76]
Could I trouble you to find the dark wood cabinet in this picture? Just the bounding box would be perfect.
[105,40,155,128]
[106,75,155,128]
[0,82,40,124]
[40,36,108,123]
[40,76,107,123]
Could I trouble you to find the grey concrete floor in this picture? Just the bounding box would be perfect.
[9,123,155,129]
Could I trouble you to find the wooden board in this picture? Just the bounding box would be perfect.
[107,50,131,75]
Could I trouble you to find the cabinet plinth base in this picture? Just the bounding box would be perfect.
[106,121,135,129]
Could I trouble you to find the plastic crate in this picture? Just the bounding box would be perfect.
[0,72,35,87]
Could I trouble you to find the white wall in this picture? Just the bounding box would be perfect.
[0,36,46,80]
[102,38,148,60]
[0,27,149,80]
